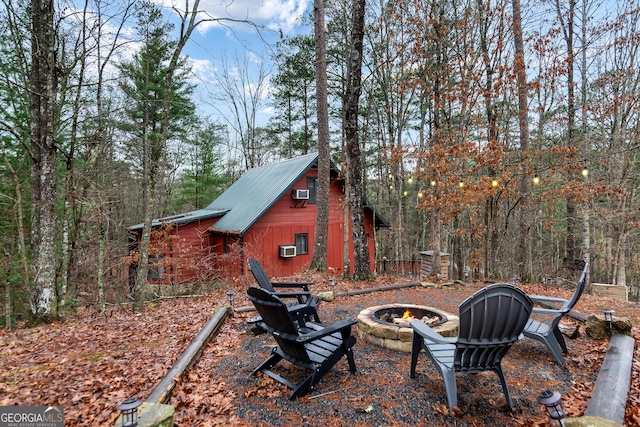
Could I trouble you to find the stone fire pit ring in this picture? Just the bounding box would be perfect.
[357,303,459,353]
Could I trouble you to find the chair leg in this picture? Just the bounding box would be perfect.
[543,334,566,366]
[441,369,458,411]
[409,333,422,378]
[289,371,317,400]
[553,327,568,353]
[252,350,283,376]
[494,367,513,409]
[345,347,357,374]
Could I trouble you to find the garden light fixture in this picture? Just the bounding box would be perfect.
[537,389,565,425]
[602,308,615,334]
[226,290,236,307]
[118,397,142,427]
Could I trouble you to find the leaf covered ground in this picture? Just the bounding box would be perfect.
[1,274,639,426]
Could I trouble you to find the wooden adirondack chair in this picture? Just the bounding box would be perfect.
[410,283,533,411]
[248,257,320,323]
[523,262,589,366]
[246,287,357,400]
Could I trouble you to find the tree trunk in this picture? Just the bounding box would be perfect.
[345,0,370,280]
[311,0,330,272]
[29,0,58,319]
[512,0,532,282]
[98,223,106,316]
[430,208,442,277]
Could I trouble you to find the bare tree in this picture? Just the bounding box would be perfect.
[205,54,271,170]
[512,0,532,282]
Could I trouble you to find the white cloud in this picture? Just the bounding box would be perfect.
[188,58,217,84]
[161,0,310,35]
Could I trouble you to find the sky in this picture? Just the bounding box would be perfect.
[157,0,314,125]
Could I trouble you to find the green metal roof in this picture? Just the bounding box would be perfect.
[205,153,319,234]
[127,208,229,231]
[128,153,389,234]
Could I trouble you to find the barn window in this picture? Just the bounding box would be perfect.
[295,233,308,255]
[306,177,317,204]
[148,254,165,280]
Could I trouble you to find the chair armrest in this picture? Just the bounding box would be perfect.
[272,291,312,299]
[529,294,569,305]
[271,281,313,291]
[410,319,457,344]
[296,318,357,343]
[531,307,569,315]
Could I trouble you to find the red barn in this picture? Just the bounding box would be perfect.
[128,153,388,283]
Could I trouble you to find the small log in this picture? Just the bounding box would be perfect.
[146,306,232,404]
[335,281,422,296]
[559,324,580,339]
[584,334,635,424]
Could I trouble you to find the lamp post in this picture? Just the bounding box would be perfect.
[118,397,142,427]
[602,308,615,335]
[226,291,236,307]
[537,389,565,426]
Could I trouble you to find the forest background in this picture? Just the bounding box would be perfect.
[1,0,640,324]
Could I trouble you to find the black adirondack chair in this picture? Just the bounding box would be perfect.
[248,257,320,323]
[246,286,357,400]
[409,283,533,411]
[523,262,589,366]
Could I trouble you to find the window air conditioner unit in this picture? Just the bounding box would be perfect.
[279,245,296,258]
[292,189,310,200]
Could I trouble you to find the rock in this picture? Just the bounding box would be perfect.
[114,402,174,427]
[420,281,438,288]
[317,291,335,302]
[585,315,632,339]
[563,415,623,427]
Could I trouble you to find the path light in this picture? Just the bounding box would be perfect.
[330,278,336,297]
[537,389,565,426]
[227,290,236,307]
[602,308,615,335]
[533,174,540,185]
[118,397,142,427]
[582,159,589,178]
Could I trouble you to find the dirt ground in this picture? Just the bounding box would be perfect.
[172,275,640,426]
[1,274,639,426]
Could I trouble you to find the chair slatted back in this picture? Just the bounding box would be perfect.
[564,262,589,311]
[246,287,311,363]
[248,258,276,293]
[455,284,533,372]
[547,262,588,330]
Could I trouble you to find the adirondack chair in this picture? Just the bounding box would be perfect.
[522,262,589,366]
[248,257,320,323]
[409,283,533,411]
[246,287,357,400]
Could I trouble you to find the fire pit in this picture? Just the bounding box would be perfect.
[357,304,459,352]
